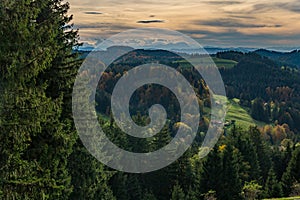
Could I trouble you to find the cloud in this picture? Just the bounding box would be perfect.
[137,20,165,24]
[249,1,300,14]
[83,11,103,15]
[222,3,273,15]
[178,29,242,39]
[275,1,300,13]
[75,23,134,30]
[74,23,136,40]
[228,15,256,19]
[68,0,300,47]
[178,29,279,39]
[202,0,243,5]
[195,18,282,28]
[223,1,300,15]
[178,28,300,47]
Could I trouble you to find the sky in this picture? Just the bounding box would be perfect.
[67,0,300,48]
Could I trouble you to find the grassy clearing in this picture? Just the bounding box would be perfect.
[203,97,266,129]
[226,98,266,128]
[174,57,237,69]
[212,57,237,69]
[264,197,300,200]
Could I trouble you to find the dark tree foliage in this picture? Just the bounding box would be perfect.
[281,146,300,196]
[265,167,283,198]
[0,0,81,198]
[219,51,300,101]
[171,183,185,200]
[251,98,269,123]
[0,0,115,199]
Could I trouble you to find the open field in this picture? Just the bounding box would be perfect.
[226,98,266,128]
[212,57,238,69]
[174,57,238,69]
[203,97,267,129]
[264,197,300,200]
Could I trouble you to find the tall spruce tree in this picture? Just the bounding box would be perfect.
[220,144,242,200]
[199,147,223,197]
[281,146,300,196]
[145,125,177,199]
[68,142,116,200]
[249,126,272,184]
[265,167,283,198]
[227,127,261,183]
[0,0,80,199]
[171,183,185,200]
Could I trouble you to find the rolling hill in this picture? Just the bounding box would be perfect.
[255,49,300,68]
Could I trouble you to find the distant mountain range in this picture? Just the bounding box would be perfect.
[78,45,299,54]
[78,45,257,54]
[77,45,300,68]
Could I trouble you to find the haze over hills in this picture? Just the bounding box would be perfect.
[77,44,300,69]
[78,45,257,53]
[78,44,300,54]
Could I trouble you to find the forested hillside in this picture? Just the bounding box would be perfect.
[255,49,300,68]
[91,49,300,199]
[218,51,300,139]
[0,1,300,200]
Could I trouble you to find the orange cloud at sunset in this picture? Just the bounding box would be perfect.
[67,0,300,47]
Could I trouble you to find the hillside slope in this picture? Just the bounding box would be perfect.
[255,49,300,68]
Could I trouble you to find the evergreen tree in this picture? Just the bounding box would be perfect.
[281,146,300,196]
[171,183,185,200]
[173,148,195,193]
[68,142,115,200]
[279,112,294,129]
[145,125,178,200]
[220,144,242,200]
[185,187,197,200]
[251,98,269,123]
[109,172,129,200]
[141,190,157,200]
[265,167,283,198]
[249,127,272,184]
[0,0,80,198]
[199,147,223,197]
[227,127,261,182]
[126,175,144,200]
[271,141,293,187]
